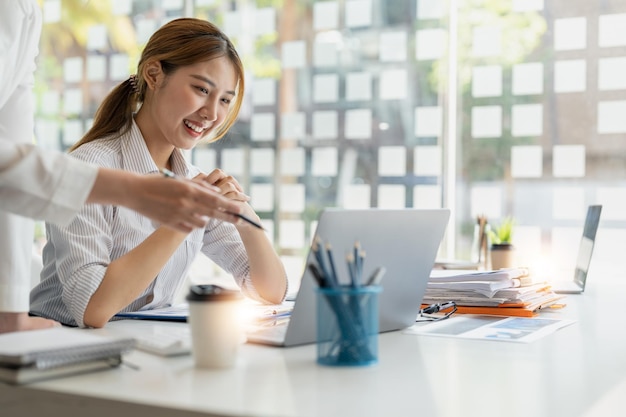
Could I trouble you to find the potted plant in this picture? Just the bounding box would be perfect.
[488,216,516,269]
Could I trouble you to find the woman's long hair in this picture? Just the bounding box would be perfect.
[70,18,245,151]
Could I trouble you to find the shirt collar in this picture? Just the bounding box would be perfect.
[121,119,191,178]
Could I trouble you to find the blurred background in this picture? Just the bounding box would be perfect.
[32,0,626,291]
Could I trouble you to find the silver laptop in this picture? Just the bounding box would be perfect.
[246,208,450,347]
[551,205,602,294]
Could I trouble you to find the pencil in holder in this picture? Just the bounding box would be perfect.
[315,285,381,367]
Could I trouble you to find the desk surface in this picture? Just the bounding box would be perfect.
[2,273,626,417]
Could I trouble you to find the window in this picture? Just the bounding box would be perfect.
[36,0,626,286]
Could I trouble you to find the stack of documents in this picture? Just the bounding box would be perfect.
[425,268,565,317]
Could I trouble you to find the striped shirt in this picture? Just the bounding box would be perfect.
[30,121,264,327]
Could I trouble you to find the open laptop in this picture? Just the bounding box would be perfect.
[246,208,450,347]
[551,205,602,294]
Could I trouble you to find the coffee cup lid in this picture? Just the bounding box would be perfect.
[186,285,243,302]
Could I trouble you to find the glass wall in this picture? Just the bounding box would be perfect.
[454,0,626,278]
[35,0,626,288]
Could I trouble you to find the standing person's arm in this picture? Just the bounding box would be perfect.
[89,168,244,233]
[0,141,245,230]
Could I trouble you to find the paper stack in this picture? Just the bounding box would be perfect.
[424,267,565,317]
[0,327,135,385]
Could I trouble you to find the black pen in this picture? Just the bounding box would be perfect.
[230,212,265,230]
[159,167,265,230]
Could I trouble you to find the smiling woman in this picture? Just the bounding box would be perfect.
[29,18,288,329]
[70,18,245,152]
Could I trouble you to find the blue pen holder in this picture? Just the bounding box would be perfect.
[316,285,382,367]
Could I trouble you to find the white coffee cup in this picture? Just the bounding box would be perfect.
[186,285,243,369]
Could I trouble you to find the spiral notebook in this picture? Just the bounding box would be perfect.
[0,327,135,384]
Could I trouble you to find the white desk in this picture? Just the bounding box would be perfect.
[2,274,626,417]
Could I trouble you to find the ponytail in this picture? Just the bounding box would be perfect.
[69,77,140,151]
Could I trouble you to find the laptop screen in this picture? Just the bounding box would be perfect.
[573,205,602,289]
[280,208,450,346]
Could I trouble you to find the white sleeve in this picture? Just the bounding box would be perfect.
[0,141,98,226]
